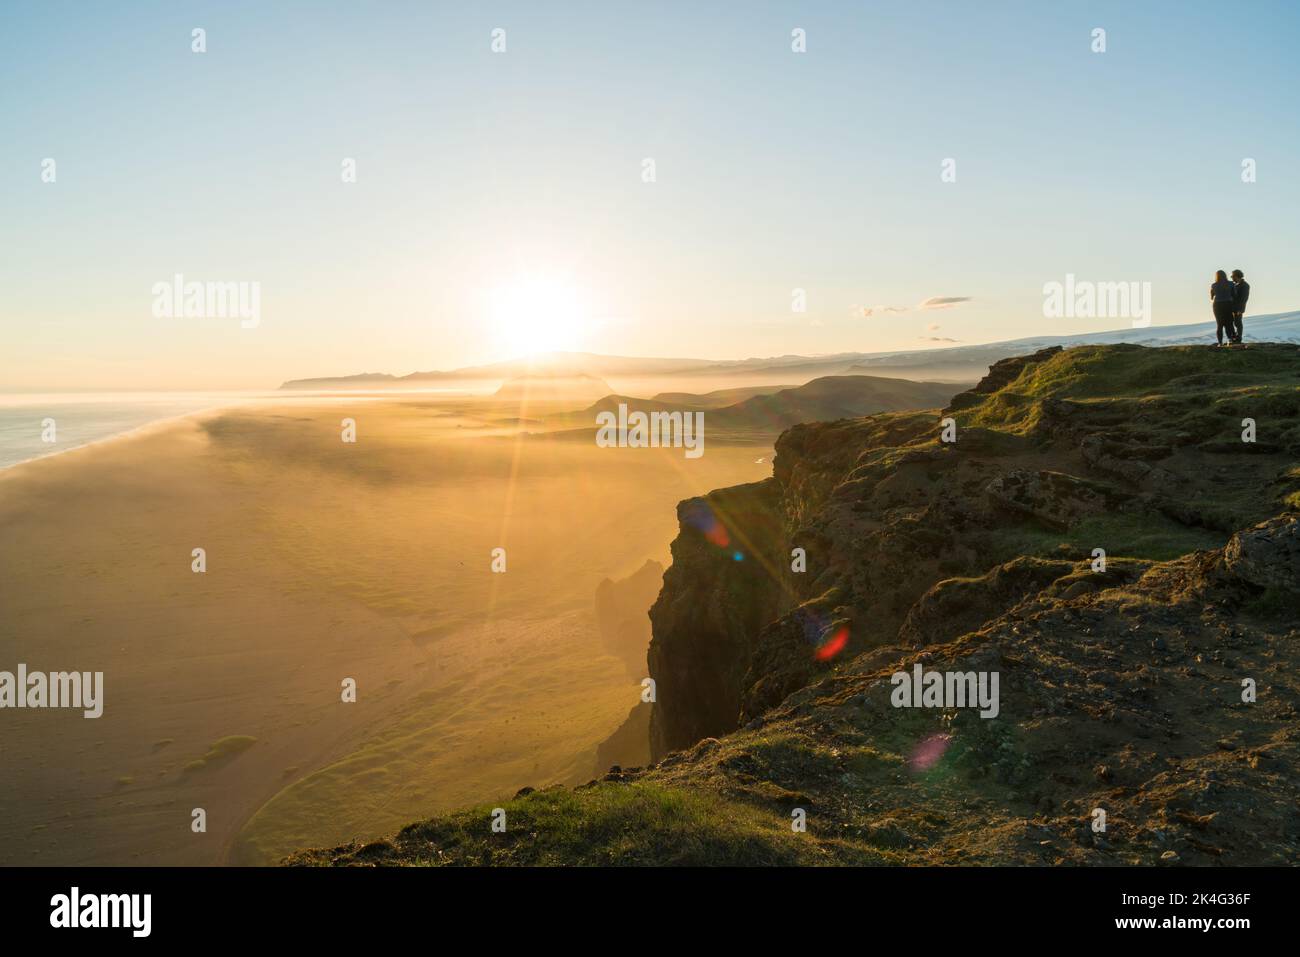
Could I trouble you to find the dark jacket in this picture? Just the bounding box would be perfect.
[1211,279,1236,303]
[1233,280,1250,312]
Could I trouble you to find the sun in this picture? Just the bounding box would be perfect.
[488,274,592,356]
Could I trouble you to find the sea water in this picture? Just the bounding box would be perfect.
[0,393,260,470]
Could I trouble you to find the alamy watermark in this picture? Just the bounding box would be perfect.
[596,403,705,459]
[890,664,999,718]
[0,665,103,718]
[1043,273,1151,327]
[152,274,260,328]
[50,887,150,937]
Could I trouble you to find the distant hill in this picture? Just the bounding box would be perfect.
[539,374,965,440]
[651,385,795,408]
[279,353,723,391]
[710,375,960,429]
[493,374,613,401]
[278,311,1300,391]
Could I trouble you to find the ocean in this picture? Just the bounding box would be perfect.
[0,393,264,471]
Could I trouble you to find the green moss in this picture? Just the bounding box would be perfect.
[369,782,828,866]
[1243,587,1296,619]
[960,344,1300,435]
[987,511,1226,563]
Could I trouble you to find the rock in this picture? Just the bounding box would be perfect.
[1222,514,1300,594]
[898,556,1072,648]
[1062,580,1093,600]
[647,482,789,759]
[864,819,913,849]
[984,469,1118,531]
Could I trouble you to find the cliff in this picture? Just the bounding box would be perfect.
[644,344,1300,758]
[291,343,1300,866]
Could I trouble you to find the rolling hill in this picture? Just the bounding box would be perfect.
[537,374,964,440]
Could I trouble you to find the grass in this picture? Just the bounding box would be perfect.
[960,344,1300,434]
[988,512,1229,563]
[322,781,834,866]
[1015,344,1300,401]
[1243,586,1297,619]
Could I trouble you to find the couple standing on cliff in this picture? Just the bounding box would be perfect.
[1210,269,1251,347]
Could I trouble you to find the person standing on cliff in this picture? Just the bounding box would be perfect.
[1210,270,1236,347]
[1230,269,1250,345]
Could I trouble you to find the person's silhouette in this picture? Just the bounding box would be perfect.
[1210,270,1236,347]
[1230,269,1249,344]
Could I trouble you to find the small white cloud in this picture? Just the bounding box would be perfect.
[918,296,973,310]
[858,304,909,318]
[858,297,972,318]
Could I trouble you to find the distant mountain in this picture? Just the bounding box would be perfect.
[650,384,796,408]
[278,311,1300,391]
[493,374,613,401]
[710,375,960,430]
[279,353,721,390]
[544,374,963,438]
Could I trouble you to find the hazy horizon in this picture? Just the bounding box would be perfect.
[6,307,1299,396]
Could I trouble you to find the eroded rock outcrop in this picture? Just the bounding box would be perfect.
[647,481,789,758]
[645,343,1300,762]
[1221,513,1300,594]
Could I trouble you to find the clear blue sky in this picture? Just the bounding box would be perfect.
[3,0,1298,389]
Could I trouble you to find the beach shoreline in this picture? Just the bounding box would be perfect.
[0,394,769,865]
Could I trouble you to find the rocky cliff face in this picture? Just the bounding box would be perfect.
[647,481,789,757]
[295,343,1300,866]
[645,343,1300,760]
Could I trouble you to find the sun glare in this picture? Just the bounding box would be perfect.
[488,275,592,356]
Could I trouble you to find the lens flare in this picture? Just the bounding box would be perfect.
[683,501,731,549]
[814,626,849,661]
[908,732,952,773]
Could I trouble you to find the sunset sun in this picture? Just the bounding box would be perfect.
[488,275,592,355]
